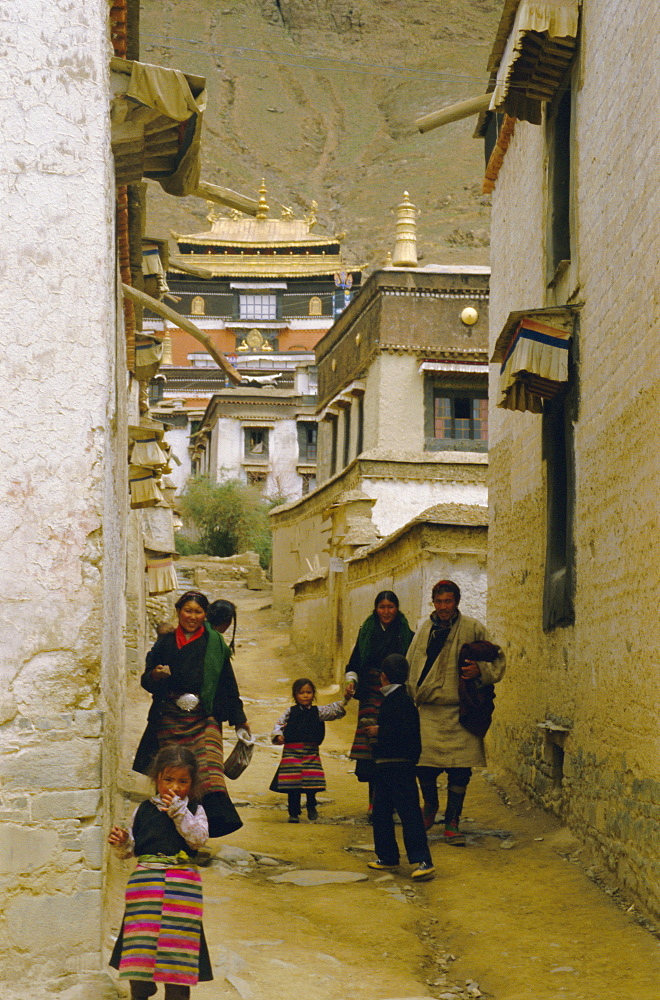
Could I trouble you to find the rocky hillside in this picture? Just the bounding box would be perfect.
[140,0,503,271]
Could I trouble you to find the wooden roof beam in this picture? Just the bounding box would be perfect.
[192,180,260,216]
[416,92,492,134]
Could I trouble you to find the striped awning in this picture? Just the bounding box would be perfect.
[498,317,571,412]
[145,550,179,595]
[497,318,571,413]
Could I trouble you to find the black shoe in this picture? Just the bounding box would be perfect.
[288,815,300,823]
[411,860,435,881]
[307,807,318,821]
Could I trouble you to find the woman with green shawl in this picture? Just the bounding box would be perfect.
[344,591,414,817]
[133,591,248,838]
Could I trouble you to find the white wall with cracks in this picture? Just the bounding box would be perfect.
[0,2,128,996]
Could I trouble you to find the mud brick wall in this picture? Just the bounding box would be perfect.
[486,0,660,920]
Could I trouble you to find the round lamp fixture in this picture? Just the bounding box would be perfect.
[461,306,479,326]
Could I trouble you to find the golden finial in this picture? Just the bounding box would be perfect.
[256,179,269,219]
[305,199,318,228]
[391,190,418,267]
[384,250,393,267]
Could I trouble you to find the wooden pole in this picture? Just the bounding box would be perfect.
[416,93,492,134]
[122,283,242,385]
[193,180,260,216]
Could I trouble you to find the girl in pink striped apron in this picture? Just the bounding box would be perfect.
[109,746,212,1000]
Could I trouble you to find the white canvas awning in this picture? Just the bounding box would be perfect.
[489,0,579,123]
[419,361,488,374]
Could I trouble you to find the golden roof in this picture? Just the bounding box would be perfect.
[169,253,354,279]
[174,218,333,247]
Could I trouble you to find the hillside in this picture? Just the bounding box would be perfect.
[140,0,503,271]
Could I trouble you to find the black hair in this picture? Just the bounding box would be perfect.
[206,599,237,652]
[431,579,461,604]
[380,653,409,686]
[148,745,201,800]
[373,590,400,609]
[175,590,209,612]
[292,677,316,701]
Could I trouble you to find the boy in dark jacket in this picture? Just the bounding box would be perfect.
[365,653,435,881]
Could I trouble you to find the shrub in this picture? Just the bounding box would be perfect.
[179,476,274,568]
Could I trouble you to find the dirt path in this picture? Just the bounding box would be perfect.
[111,586,660,1000]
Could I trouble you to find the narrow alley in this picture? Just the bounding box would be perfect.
[111,585,660,1000]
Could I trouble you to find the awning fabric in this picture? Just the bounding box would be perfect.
[419,361,488,374]
[498,317,571,412]
[490,0,579,124]
[145,550,179,595]
[135,336,164,381]
[126,62,206,121]
[129,465,164,508]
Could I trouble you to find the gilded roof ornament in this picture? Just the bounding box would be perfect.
[281,205,295,219]
[391,190,418,267]
[205,201,219,225]
[256,179,269,219]
[305,199,318,229]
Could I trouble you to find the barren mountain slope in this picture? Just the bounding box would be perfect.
[140,0,503,270]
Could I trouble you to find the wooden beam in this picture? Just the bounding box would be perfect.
[193,180,260,216]
[416,93,492,134]
[121,283,242,385]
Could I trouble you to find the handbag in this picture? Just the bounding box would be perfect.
[457,640,500,738]
[224,730,255,780]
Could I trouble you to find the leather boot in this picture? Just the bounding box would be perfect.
[444,784,467,846]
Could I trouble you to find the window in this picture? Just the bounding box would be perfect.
[297,422,317,462]
[301,472,316,496]
[429,391,488,450]
[148,378,164,404]
[546,84,572,283]
[239,294,277,321]
[329,415,338,476]
[342,405,352,468]
[542,390,575,630]
[244,428,269,460]
[308,296,322,316]
[356,394,364,455]
[191,295,205,315]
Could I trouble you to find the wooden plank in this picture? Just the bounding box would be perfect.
[121,283,242,385]
[416,92,492,134]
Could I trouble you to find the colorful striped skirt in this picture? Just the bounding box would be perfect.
[269,743,326,792]
[349,671,384,766]
[157,707,242,838]
[113,865,211,985]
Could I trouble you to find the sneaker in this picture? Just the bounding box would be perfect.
[288,815,300,823]
[307,807,318,821]
[367,859,399,871]
[444,822,466,846]
[422,805,438,831]
[411,860,436,881]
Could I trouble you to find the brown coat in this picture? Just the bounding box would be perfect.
[406,612,506,768]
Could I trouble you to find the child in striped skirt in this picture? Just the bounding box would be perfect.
[109,746,212,1000]
[270,677,350,822]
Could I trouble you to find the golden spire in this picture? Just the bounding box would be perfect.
[256,179,269,219]
[391,190,418,267]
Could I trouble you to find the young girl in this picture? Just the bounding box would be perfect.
[109,746,212,1000]
[270,678,350,823]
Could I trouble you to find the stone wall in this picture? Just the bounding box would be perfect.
[291,507,488,683]
[0,3,127,995]
[487,1,660,918]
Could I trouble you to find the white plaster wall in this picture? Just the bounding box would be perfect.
[214,417,243,479]
[0,3,123,995]
[268,419,302,499]
[374,353,426,450]
[164,423,192,492]
[363,478,488,538]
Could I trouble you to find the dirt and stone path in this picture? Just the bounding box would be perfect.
[111,585,660,1000]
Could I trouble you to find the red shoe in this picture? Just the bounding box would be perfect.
[422,805,438,831]
[443,821,466,846]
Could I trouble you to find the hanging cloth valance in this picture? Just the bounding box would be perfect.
[145,549,179,595]
[129,465,164,509]
[134,336,164,381]
[498,317,571,413]
[129,425,168,469]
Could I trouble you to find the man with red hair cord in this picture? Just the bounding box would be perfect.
[406,580,506,845]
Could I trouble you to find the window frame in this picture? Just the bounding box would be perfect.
[243,426,269,461]
[238,293,278,321]
[424,380,488,452]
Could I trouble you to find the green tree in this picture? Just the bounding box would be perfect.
[178,475,275,568]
